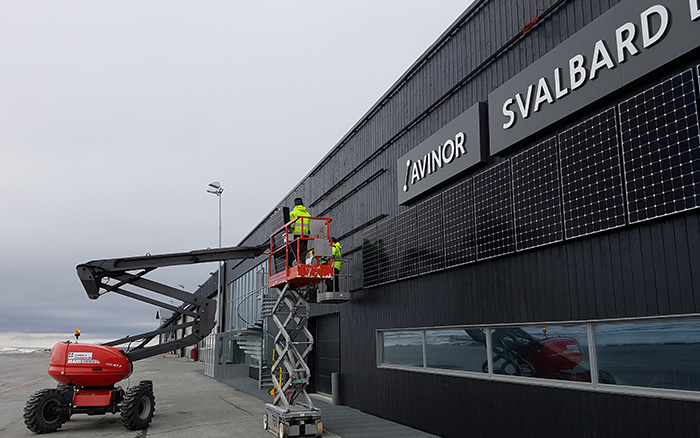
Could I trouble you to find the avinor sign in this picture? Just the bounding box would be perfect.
[488,0,700,154]
[397,102,488,205]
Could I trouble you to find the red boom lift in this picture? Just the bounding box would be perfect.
[23,244,266,434]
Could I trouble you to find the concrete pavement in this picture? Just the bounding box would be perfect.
[0,351,340,438]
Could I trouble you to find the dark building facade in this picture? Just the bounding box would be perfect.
[221,0,700,436]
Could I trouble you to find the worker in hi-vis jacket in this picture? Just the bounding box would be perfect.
[325,237,342,291]
[288,197,310,266]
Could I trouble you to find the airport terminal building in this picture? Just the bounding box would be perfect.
[201,0,700,436]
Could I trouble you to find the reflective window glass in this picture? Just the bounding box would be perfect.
[491,325,590,382]
[595,320,700,391]
[382,331,423,367]
[425,329,487,372]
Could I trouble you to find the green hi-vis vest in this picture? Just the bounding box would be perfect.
[289,205,310,235]
[332,241,342,271]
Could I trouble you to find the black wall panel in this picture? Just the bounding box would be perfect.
[229,0,700,437]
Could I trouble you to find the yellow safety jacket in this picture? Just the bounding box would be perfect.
[289,205,310,235]
[332,241,342,271]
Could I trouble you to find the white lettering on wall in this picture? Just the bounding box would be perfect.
[553,67,569,99]
[615,22,639,63]
[534,77,554,112]
[692,0,700,20]
[500,4,673,130]
[590,40,616,79]
[403,132,468,192]
[503,98,516,129]
[641,5,669,47]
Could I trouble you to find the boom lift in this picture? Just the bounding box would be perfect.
[24,244,266,434]
[24,214,348,437]
[264,215,348,438]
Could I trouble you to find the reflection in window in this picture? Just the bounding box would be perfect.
[490,326,591,382]
[382,331,423,367]
[595,320,700,391]
[425,329,487,372]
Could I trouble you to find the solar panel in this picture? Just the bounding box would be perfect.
[376,216,397,284]
[362,224,379,287]
[558,108,626,239]
[511,137,564,251]
[474,160,515,260]
[619,68,700,223]
[443,179,476,267]
[416,194,445,274]
[396,207,420,279]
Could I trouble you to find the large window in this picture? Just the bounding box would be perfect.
[425,329,486,373]
[382,331,423,367]
[595,320,700,392]
[378,317,700,399]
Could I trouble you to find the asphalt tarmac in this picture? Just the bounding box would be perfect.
[0,351,341,438]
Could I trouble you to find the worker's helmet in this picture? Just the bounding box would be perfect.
[294,197,304,206]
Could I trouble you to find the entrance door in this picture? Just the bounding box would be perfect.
[313,314,339,395]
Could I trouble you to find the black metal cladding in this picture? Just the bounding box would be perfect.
[229,0,700,436]
[360,68,700,289]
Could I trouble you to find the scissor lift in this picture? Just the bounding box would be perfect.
[264,215,345,438]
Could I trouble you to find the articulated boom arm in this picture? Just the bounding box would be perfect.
[76,244,267,362]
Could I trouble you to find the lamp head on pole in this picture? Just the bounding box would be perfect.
[207,181,223,195]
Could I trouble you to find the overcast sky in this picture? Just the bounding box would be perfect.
[0,0,472,347]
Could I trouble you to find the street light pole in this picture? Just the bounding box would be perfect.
[207,181,224,332]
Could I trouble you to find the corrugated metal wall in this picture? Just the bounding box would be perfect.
[230,0,700,436]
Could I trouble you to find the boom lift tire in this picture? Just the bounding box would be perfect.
[23,389,68,434]
[120,381,155,430]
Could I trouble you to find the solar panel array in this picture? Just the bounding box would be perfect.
[558,108,626,239]
[474,160,515,260]
[416,194,445,274]
[363,68,700,287]
[511,137,564,251]
[362,224,379,287]
[619,69,700,223]
[377,217,397,284]
[396,208,420,279]
[443,179,476,267]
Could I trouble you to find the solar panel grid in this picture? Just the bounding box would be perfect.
[474,160,515,260]
[396,208,419,279]
[362,224,379,287]
[442,179,477,267]
[377,217,397,284]
[511,137,564,251]
[619,69,700,223]
[558,108,626,239]
[416,194,445,274]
